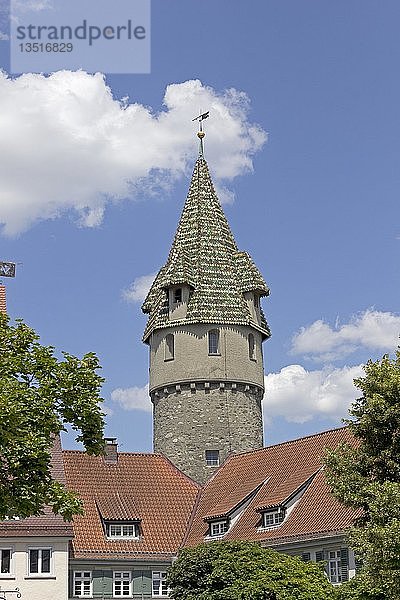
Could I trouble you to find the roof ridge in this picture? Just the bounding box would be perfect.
[226,426,349,460]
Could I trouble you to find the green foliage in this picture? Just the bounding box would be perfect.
[0,313,105,520]
[167,541,335,600]
[324,349,400,599]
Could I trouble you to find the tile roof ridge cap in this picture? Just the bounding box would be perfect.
[180,488,203,548]
[63,450,160,457]
[157,453,202,488]
[227,426,349,460]
[202,451,237,488]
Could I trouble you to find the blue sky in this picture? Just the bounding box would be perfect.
[0,0,399,453]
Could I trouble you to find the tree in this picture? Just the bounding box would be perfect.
[0,313,105,521]
[324,349,400,600]
[167,540,335,600]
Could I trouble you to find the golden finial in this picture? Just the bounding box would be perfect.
[192,111,209,156]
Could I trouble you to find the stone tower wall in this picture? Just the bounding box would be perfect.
[152,381,263,484]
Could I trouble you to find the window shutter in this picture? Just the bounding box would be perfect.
[141,570,153,595]
[340,548,349,582]
[68,570,73,598]
[301,552,311,562]
[315,550,324,563]
[93,570,113,597]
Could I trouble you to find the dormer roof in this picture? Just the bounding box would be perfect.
[142,157,270,341]
[184,427,360,547]
[63,451,200,560]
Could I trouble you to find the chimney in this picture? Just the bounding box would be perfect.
[104,438,118,464]
[0,285,6,314]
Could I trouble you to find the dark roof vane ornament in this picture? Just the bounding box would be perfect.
[192,111,209,157]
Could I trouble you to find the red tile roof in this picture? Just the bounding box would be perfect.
[63,451,200,560]
[184,427,358,547]
[0,436,73,537]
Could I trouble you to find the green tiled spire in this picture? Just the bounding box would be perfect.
[142,158,270,341]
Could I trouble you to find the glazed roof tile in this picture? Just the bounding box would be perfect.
[142,158,270,340]
[63,451,200,561]
[184,427,359,546]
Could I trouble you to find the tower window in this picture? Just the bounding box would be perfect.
[205,450,220,466]
[173,288,182,303]
[165,333,174,361]
[208,329,220,355]
[248,333,256,360]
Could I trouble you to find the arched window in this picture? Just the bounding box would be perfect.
[164,333,174,361]
[248,333,256,360]
[208,329,219,355]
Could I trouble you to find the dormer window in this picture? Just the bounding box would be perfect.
[210,520,229,537]
[173,288,182,303]
[262,506,286,528]
[208,329,220,355]
[105,521,139,540]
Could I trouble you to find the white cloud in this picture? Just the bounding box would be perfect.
[123,272,156,304]
[111,384,151,412]
[0,72,266,236]
[291,309,400,361]
[263,364,364,424]
[13,0,53,12]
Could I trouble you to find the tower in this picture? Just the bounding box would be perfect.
[142,151,270,484]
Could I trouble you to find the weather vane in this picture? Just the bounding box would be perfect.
[0,261,17,314]
[0,262,16,278]
[192,111,209,157]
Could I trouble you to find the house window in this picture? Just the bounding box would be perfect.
[152,571,168,597]
[0,549,11,574]
[114,571,132,597]
[328,550,343,584]
[205,450,220,466]
[208,329,219,355]
[173,288,182,304]
[316,548,349,583]
[210,520,229,537]
[248,333,256,360]
[74,571,92,597]
[262,507,286,528]
[28,547,51,575]
[105,522,139,539]
[164,334,174,361]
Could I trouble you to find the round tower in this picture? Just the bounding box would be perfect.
[142,157,270,484]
